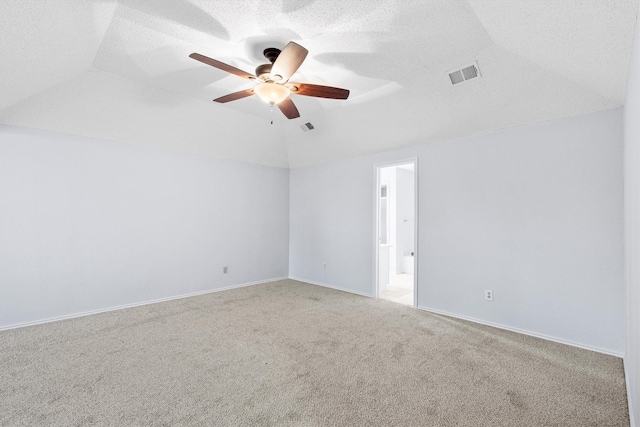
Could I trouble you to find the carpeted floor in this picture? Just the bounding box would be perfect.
[0,279,629,426]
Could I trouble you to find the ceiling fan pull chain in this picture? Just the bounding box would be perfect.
[270,103,274,125]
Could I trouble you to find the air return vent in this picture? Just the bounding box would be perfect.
[448,61,480,85]
[300,122,315,132]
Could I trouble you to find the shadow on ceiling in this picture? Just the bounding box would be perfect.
[120,0,229,40]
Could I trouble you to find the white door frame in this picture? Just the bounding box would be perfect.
[374,157,419,307]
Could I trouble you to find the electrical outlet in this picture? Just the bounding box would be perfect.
[485,290,493,301]
[223,266,228,274]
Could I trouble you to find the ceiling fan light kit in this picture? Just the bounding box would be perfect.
[254,82,290,105]
[189,41,350,120]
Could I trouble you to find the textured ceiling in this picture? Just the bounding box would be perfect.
[0,0,637,168]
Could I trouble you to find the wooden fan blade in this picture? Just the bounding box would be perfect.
[213,89,254,103]
[189,53,256,80]
[271,42,308,83]
[276,97,300,119]
[289,83,350,100]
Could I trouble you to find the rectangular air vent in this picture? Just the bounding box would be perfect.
[448,61,481,85]
[449,70,464,85]
[300,122,315,132]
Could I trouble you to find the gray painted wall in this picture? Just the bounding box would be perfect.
[0,125,290,328]
[290,108,625,355]
[624,11,640,427]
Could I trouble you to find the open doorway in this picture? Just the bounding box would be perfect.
[375,159,417,306]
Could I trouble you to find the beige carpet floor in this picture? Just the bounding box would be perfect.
[0,279,629,426]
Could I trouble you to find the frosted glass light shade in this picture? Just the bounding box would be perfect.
[254,82,290,105]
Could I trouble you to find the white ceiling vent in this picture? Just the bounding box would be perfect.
[448,61,481,85]
[300,122,315,132]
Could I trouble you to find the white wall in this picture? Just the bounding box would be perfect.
[0,124,290,328]
[290,108,625,354]
[289,157,375,295]
[380,167,397,275]
[395,168,415,273]
[624,12,640,427]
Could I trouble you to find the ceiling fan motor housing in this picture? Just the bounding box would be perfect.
[255,63,273,80]
[256,48,282,81]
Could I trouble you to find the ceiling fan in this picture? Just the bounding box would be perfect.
[189,41,350,119]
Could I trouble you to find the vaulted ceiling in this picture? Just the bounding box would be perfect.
[1,1,637,168]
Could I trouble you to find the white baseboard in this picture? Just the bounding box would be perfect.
[0,277,288,331]
[625,357,637,427]
[418,305,624,358]
[289,277,374,298]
